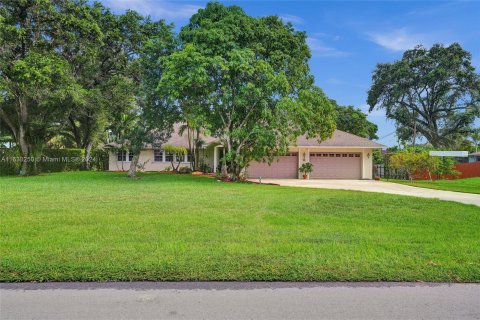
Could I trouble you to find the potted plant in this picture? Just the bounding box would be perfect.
[299,162,313,179]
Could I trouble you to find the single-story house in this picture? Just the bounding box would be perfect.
[468,152,480,163]
[107,124,385,179]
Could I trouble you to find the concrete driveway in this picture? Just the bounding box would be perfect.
[256,179,480,206]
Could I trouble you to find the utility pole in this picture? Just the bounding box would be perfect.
[412,111,417,147]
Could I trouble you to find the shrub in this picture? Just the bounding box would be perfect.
[389,149,438,181]
[91,149,109,171]
[178,166,192,174]
[163,144,187,172]
[0,147,21,176]
[41,149,85,173]
[199,162,212,173]
[0,148,85,175]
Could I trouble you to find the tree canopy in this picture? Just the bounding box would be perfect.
[0,0,101,174]
[159,3,336,179]
[331,100,378,139]
[368,43,480,148]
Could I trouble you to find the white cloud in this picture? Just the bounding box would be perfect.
[278,14,304,25]
[325,78,344,85]
[307,37,350,57]
[314,32,342,41]
[367,27,426,52]
[101,0,201,19]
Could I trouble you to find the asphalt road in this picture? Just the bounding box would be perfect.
[1,282,479,320]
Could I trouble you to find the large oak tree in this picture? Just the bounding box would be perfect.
[368,43,480,148]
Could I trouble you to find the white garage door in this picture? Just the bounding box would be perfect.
[310,152,362,179]
[246,153,298,179]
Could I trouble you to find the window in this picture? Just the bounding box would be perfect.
[329,154,335,157]
[117,150,126,161]
[186,152,192,162]
[348,154,354,157]
[165,152,174,162]
[323,154,329,157]
[154,149,163,162]
[342,154,348,157]
[355,154,360,158]
[128,151,134,161]
[336,154,341,157]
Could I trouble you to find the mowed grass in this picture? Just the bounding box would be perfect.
[1,172,479,282]
[390,177,480,194]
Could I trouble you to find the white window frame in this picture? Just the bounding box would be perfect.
[117,150,127,162]
[153,149,163,162]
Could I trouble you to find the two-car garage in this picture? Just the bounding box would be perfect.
[246,152,362,179]
[244,130,384,180]
[309,152,362,179]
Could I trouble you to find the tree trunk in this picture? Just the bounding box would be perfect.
[84,142,93,170]
[221,147,228,178]
[18,124,29,176]
[127,154,140,178]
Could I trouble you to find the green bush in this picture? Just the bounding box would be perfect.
[40,149,85,172]
[178,166,192,174]
[91,149,109,171]
[0,148,85,175]
[0,147,21,176]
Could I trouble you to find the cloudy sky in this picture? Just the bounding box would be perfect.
[98,0,480,146]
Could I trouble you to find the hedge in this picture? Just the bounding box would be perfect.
[0,148,93,175]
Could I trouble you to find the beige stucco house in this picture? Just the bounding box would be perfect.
[107,125,385,179]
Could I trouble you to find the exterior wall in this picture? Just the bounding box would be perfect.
[109,147,377,179]
[109,149,211,172]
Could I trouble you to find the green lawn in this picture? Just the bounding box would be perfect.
[389,177,480,194]
[1,172,479,282]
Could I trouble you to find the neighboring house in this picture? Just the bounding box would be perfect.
[468,152,480,163]
[107,124,385,179]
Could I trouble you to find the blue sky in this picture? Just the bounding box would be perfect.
[100,0,480,146]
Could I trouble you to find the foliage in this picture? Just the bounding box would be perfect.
[0,147,84,175]
[0,0,100,175]
[389,149,439,181]
[199,162,212,173]
[298,162,313,175]
[469,128,480,152]
[1,171,479,282]
[163,144,188,172]
[368,43,480,148]
[0,147,20,175]
[40,149,85,173]
[434,157,459,179]
[90,149,109,171]
[372,149,384,165]
[332,100,378,139]
[159,3,336,180]
[178,166,192,174]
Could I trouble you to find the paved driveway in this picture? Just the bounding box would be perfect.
[256,179,480,206]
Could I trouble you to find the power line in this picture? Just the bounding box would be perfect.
[376,131,396,141]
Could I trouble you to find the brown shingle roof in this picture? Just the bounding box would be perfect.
[106,126,385,149]
[295,130,385,148]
